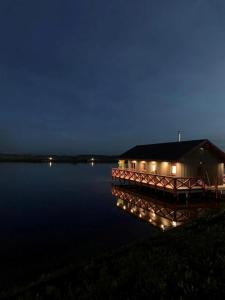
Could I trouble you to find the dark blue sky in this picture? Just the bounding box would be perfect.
[1,0,225,154]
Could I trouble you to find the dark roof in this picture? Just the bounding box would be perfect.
[120,139,225,162]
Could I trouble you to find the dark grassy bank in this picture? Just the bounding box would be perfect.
[0,154,118,163]
[2,206,225,299]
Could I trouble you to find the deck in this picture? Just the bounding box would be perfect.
[112,168,205,196]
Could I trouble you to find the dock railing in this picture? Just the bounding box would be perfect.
[112,168,205,193]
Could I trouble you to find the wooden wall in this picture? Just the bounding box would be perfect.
[118,146,224,185]
[180,147,224,185]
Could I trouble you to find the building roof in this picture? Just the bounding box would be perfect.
[120,139,225,162]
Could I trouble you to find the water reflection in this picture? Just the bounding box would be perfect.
[112,185,221,231]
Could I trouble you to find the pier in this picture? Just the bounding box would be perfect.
[112,168,225,198]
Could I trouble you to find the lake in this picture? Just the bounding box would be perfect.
[0,163,155,290]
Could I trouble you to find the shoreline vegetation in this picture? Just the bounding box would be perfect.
[1,206,225,299]
[0,154,118,163]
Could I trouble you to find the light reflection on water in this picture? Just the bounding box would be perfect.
[0,163,221,289]
[112,184,222,231]
[0,163,155,289]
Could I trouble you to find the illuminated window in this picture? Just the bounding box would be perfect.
[152,162,156,173]
[141,161,147,172]
[171,164,177,175]
[118,160,123,169]
[131,161,136,170]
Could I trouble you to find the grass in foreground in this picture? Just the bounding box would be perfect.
[1,207,225,299]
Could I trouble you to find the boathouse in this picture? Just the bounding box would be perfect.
[112,139,225,196]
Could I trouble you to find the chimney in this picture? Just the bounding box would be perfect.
[178,130,181,142]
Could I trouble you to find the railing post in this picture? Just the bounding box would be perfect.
[202,178,206,190]
[153,174,156,186]
[173,178,177,198]
[215,176,219,199]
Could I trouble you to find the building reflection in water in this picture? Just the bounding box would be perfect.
[112,185,221,231]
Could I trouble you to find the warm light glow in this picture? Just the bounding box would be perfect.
[123,205,126,210]
[139,213,142,218]
[172,221,177,227]
[91,157,95,161]
[118,160,122,167]
[141,161,147,171]
[161,224,165,230]
[149,219,152,223]
[171,165,177,175]
[152,162,156,172]
[49,157,53,161]
[131,161,136,170]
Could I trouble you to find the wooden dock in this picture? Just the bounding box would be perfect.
[112,168,225,198]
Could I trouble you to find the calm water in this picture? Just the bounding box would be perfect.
[0,163,155,289]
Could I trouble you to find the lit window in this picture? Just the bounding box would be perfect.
[171,165,177,175]
[118,160,123,169]
[131,161,136,170]
[141,161,147,172]
[152,162,156,173]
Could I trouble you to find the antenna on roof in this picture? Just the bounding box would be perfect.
[178,130,181,142]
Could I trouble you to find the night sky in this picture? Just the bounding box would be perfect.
[1,0,225,155]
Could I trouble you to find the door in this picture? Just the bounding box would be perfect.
[141,162,147,172]
[131,162,136,170]
[197,166,203,178]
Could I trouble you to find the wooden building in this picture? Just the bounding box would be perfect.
[112,139,225,196]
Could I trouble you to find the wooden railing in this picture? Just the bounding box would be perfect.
[112,168,205,192]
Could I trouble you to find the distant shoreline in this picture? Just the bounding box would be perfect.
[0,154,118,163]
